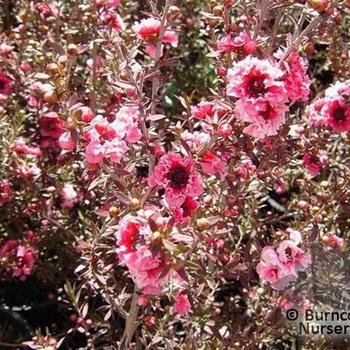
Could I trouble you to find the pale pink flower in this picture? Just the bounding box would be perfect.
[276,240,310,272]
[74,105,94,123]
[60,184,80,209]
[59,132,76,151]
[148,153,203,206]
[256,246,297,290]
[235,100,288,139]
[0,43,13,57]
[85,141,105,164]
[181,131,210,150]
[11,138,42,158]
[323,233,344,250]
[257,230,310,290]
[173,291,192,316]
[103,139,128,163]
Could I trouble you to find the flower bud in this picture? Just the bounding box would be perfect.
[196,218,210,231]
[67,43,78,56]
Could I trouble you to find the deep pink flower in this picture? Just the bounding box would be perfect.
[133,18,178,48]
[0,179,12,206]
[35,3,59,20]
[0,240,36,281]
[227,56,287,103]
[0,70,12,96]
[148,153,203,206]
[40,112,64,138]
[173,291,192,316]
[171,196,199,225]
[303,151,328,177]
[324,98,350,132]
[115,217,170,295]
[102,11,124,32]
[200,150,228,179]
[276,50,310,104]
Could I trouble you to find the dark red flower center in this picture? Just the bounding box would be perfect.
[168,165,189,188]
[332,106,346,122]
[246,71,267,98]
[285,247,293,261]
[260,104,275,121]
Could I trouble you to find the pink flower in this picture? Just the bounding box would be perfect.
[0,43,13,57]
[200,150,228,179]
[103,139,128,163]
[85,141,105,164]
[0,179,12,206]
[257,230,310,290]
[276,50,310,104]
[323,233,344,250]
[111,106,142,143]
[0,240,36,281]
[133,18,178,52]
[324,98,350,132]
[148,153,203,206]
[59,132,76,151]
[276,240,310,272]
[307,81,350,132]
[173,291,192,316]
[60,184,80,209]
[40,112,64,139]
[0,70,12,96]
[35,3,59,20]
[115,217,170,295]
[303,150,328,177]
[235,157,256,179]
[171,196,199,225]
[227,56,287,103]
[11,138,42,158]
[190,101,216,120]
[256,246,296,290]
[235,100,288,139]
[74,105,94,123]
[96,0,120,8]
[217,31,257,55]
[102,11,124,32]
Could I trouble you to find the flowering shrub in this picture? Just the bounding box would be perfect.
[1,0,350,349]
